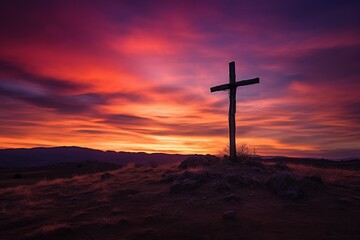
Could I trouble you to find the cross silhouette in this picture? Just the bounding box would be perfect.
[210,61,260,161]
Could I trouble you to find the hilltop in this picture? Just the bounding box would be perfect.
[0,155,359,240]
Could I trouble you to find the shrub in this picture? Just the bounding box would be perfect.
[219,144,256,161]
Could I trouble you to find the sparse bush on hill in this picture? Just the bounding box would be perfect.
[219,144,257,161]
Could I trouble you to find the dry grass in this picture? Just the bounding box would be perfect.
[288,163,360,183]
[0,159,359,240]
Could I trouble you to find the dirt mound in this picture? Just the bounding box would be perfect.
[178,155,220,169]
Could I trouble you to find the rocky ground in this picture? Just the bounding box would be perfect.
[0,156,359,240]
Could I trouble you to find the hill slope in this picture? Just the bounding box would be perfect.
[0,158,359,240]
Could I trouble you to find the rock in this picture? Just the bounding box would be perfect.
[206,172,224,180]
[170,179,199,193]
[222,210,237,221]
[226,173,261,187]
[180,171,208,183]
[100,172,113,180]
[272,161,290,171]
[179,155,209,169]
[179,155,220,169]
[204,154,221,163]
[305,175,323,184]
[212,180,231,192]
[300,175,324,191]
[244,159,265,169]
[266,171,304,200]
[224,194,241,202]
[161,173,179,183]
[169,170,209,193]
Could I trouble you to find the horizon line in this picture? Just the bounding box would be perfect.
[0,145,359,161]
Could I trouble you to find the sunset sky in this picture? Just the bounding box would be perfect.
[0,0,359,158]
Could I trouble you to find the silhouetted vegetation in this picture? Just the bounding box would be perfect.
[220,144,257,162]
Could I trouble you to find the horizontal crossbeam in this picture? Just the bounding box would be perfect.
[210,77,260,92]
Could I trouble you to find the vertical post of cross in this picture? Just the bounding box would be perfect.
[229,62,237,161]
[210,61,259,162]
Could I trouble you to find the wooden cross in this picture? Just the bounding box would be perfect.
[210,61,259,161]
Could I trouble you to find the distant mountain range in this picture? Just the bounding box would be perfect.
[0,146,188,167]
[0,146,358,168]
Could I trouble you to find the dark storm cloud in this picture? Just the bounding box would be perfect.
[0,58,151,113]
[0,80,151,114]
[0,1,110,43]
[260,0,359,31]
[98,111,229,137]
[280,45,360,83]
[0,59,86,93]
[0,82,105,113]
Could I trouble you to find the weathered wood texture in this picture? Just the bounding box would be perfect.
[210,78,259,92]
[229,62,237,161]
[210,62,259,161]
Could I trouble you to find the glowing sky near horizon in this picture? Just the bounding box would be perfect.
[0,0,359,158]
